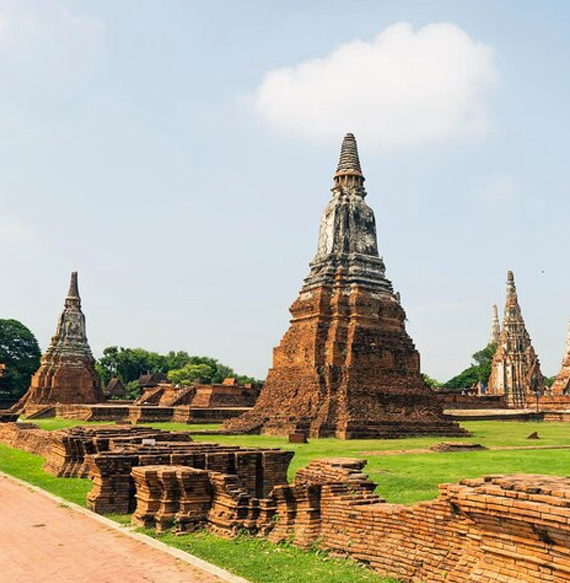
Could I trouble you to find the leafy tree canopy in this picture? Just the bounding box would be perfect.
[422,373,442,389]
[0,319,41,399]
[443,343,497,390]
[96,347,259,387]
[544,376,555,388]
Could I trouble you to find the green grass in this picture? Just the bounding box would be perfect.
[0,443,91,506]
[3,419,570,582]
[28,418,570,503]
[148,530,394,583]
[31,418,221,433]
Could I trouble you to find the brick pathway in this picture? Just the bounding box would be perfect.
[0,474,223,583]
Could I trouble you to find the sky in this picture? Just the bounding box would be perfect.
[1,0,570,381]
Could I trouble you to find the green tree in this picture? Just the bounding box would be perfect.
[544,376,555,388]
[443,343,498,390]
[0,319,41,400]
[96,346,166,385]
[96,346,262,388]
[443,366,480,390]
[422,374,442,389]
[167,363,215,385]
[471,343,497,384]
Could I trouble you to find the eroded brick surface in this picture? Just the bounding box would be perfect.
[15,272,103,413]
[225,134,464,439]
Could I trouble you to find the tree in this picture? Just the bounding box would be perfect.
[422,374,442,389]
[443,366,480,390]
[0,319,41,400]
[544,376,555,388]
[472,343,497,384]
[96,346,262,387]
[96,347,166,386]
[443,343,498,390]
[168,363,215,385]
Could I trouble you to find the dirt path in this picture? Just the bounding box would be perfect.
[0,474,225,583]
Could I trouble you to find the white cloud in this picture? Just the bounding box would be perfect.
[251,22,496,149]
[474,175,516,206]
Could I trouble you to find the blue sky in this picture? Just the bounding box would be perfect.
[1,0,569,381]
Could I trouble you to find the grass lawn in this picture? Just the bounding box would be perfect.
[29,418,570,503]
[150,531,396,583]
[3,419,570,581]
[0,443,92,506]
[31,418,220,433]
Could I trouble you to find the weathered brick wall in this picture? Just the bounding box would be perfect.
[438,392,507,410]
[538,395,570,411]
[0,422,54,456]
[131,457,570,583]
[269,461,570,583]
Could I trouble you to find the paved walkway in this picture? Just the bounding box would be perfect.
[0,474,224,583]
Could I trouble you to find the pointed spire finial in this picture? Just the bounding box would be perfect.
[66,271,81,306]
[334,133,365,189]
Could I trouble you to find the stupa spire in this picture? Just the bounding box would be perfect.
[224,135,465,439]
[488,270,544,407]
[489,305,500,345]
[303,133,393,292]
[14,271,103,411]
[505,270,518,307]
[334,133,364,188]
[66,271,81,306]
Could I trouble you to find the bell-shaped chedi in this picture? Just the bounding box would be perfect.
[16,272,104,410]
[224,134,466,439]
[487,271,544,407]
[551,321,570,396]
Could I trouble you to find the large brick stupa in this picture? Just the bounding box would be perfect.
[16,272,104,411]
[224,134,466,439]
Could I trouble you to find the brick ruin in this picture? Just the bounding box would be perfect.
[488,271,545,407]
[135,378,260,409]
[123,459,570,583]
[0,423,293,515]
[1,421,569,582]
[15,272,104,414]
[225,133,465,439]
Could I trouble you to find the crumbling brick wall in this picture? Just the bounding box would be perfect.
[131,457,570,583]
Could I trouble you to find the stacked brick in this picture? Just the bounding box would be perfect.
[128,454,570,582]
[267,462,570,583]
[132,465,212,532]
[85,441,293,514]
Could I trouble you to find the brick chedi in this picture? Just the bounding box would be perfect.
[550,320,570,395]
[488,271,544,407]
[17,272,104,409]
[224,134,466,439]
